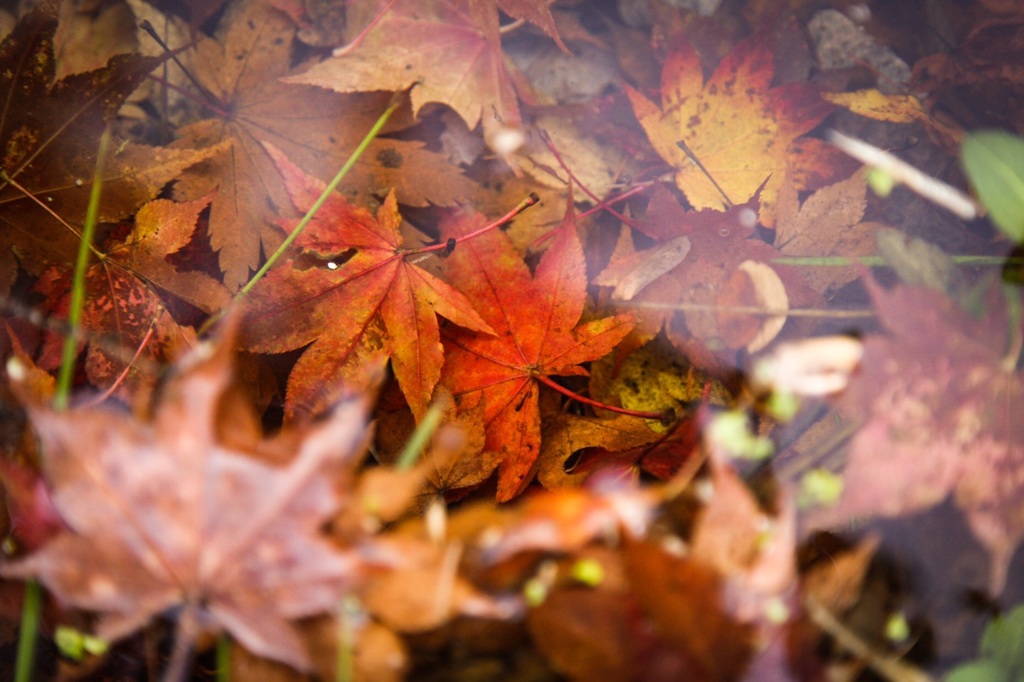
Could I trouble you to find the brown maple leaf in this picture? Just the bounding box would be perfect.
[774,169,882,297]
[375,387,501,507]
[1,324,378,673]
[286,0,547,138]
[440,196,635,501]
[171,0,476,290]
[105,194,231,315]
[0,0,215,289]
[626,27,836,225]
[812,276,1024,594]
[240,144,493,421]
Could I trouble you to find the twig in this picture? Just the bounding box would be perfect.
[827,130,977,220]
[804,595,933,682]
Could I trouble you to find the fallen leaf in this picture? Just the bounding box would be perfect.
[527,588,634,681]
[286,0,539,137]
[0,1,208,286]
[626,27,836,225]
[597,186,815,368]
[474,483,660,563]
[172,0,476,289]
[105,193,231,314]
[537,412,661,489]
[812,276,1024,594]
[241,144,493,421]
[822,89,926,123]
[375,387,501,507]
[622,539,756,679]
[594,235,691,302]
[1,324,379,672]
[774,170,878,296]
[440,194,634,500]
[33,265,193,401]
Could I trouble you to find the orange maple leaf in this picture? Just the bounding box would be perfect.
[240,144,493,422]
[626,29,835,225]
[440,198,635,501]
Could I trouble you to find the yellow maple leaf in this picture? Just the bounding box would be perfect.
[627,31,835,225]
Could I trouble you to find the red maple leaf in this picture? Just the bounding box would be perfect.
[240,144,494,421]
[31,194,230,397]
[440,197,635,501]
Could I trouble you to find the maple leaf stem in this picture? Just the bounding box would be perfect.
[528,181,657,252]
[80,306,162,408]
[675,139,734,207]
[534,374,670,421]
[828,130,978,220]
[538,129,637,229]
[55,125,112,410]
[146,74,232,120]
[499,18,526,34]
[164,602,198,682]
[417,193,540,255]
[138,20,214,112]
[576,181,654,221]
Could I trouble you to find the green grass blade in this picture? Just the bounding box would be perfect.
[14,579,41,682]
[197,94,403,337]
[54,125,112,410]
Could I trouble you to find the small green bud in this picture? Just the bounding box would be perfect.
[570,558,605,587]
[886,612,910,643]
[797,469,844,508]
[523,578,548,607]
[867,168,896,197]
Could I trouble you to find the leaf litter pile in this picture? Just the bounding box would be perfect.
[0,0,1021,679]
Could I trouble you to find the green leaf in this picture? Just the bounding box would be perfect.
[962,131,1024,242]
[945,604,1024,681]
[981,605,1024,672]
[945,660,1008,682]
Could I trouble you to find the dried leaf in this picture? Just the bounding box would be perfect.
[241,145,492,421]
[172,0,475,289]
[2,328,378,671]
[287,0,536,137]
[812,277,1024,593]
